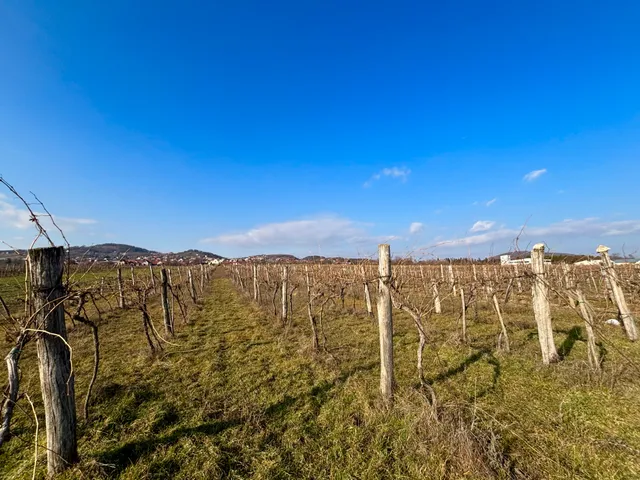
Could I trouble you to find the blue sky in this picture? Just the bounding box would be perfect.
[1,0,640,259]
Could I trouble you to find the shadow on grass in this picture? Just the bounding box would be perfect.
[426,348,501,400]
[264,361,377,420]
[428,349,489,384]
[97,419,241,475]
[558,326,583,358]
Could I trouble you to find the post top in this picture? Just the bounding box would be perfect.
[596,245,610,253]
[532,243,545,251]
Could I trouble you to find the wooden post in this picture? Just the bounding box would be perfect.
[117,266,125,309]
[460,287,466,342]
[575,289,600,370]
[305,266,319,350]
[130,266,136,288]
[281,265,288,325]
[361,265,373,317]
[253,264,259,302]
[28,247,78,475]
[377,244,394,404]
[200,264,205,293]
[448,263,456,295]
[597,245,638,341]
[531,244,559,364]
[161,268,173,336]
[188,269,197,304]
[149,265,156,294]
[492,293,510,352]
[514,264,523,293]
[432,282,442,314]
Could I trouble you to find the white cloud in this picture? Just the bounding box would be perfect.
[433,217,640,249]
[485,198,497,207]
[409,222,424,234]
[202,216,396,249]
[0,197,96,233]
[364,167,411,187]
[470,220,495,233]
[523,168,547,182]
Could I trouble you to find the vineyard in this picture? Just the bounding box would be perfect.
[1,243,640,479]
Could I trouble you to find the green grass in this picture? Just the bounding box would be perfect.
[1,276,640,479]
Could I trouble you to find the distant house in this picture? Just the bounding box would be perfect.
[500,254,550,266]
[574,259,601,266]
[500,254,531,266]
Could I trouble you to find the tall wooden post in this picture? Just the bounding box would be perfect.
[281,265,288,325]
[377,244,394,404]
[200,264,205,292]
[149,264,156,294]
[161,268,173,336]
[575,289,600,370]
[492,292,510,352]
[597,245,637,341]
[28,247,78,475]
[361,265,373,317]
[460,287,467,343]
[188,269,198,304]
[432,282,442,314]
[130,266,136,288]
[117,266,125,309]
[253,264,259,301]
[531,244,559,364]
[305,266,319,350]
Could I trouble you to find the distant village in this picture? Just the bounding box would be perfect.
[2,243,639,269]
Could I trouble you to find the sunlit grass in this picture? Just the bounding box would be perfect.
[1,275,639,479]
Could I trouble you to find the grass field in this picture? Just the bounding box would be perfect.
[1,273,640,479]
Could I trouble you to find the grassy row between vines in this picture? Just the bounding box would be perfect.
[1,272,639,479]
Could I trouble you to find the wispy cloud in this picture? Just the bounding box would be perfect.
[202,216,398,249]
[523,168,547,182]
[364,167,411,187]
[0,197,97,233]
[409,222,424,234]
[485,198,497,207]
[434,218,640,249]
[470,220,495,233]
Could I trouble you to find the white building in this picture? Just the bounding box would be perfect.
[500,254,532,265]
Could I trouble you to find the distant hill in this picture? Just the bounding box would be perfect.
[0,243,225,264]
[177,249,224,260]
[262,254,299,261]
[70,243,156,259]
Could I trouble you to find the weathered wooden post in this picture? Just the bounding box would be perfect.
[253,264,259,302]
[377,244,394,404]
[361,265,373,317]
[460,287,467,342]
[281,265,288,325]
[188,268,198,303]
[130,266,136,288]
[200,264,205,292]
[305,266,320,350]
[28,247,78,475]
[575,289,600,370]
[117,266,125,308]
[432,282,442,314]
[149,264,156,294]
[513,264,523,293]
[597,245,638,341]
[531,244,559,364]
[492,292,510,352]
[161,268,173,336]
[448,263,456,295]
